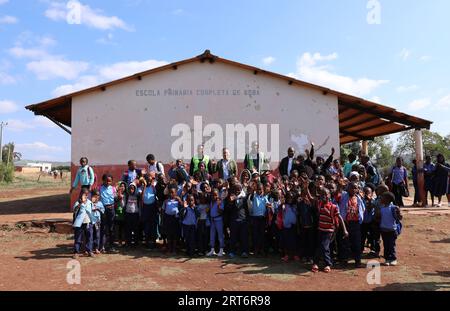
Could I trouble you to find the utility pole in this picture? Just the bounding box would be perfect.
[0,121,7,164]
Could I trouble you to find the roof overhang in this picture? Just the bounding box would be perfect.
[26,50,432,143]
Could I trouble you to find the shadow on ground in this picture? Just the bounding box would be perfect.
[0,194,69,215]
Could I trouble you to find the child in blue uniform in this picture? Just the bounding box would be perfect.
[72,189,94,258]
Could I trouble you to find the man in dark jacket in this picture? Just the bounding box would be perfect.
[278,147,296,177]
[212,148,238,180]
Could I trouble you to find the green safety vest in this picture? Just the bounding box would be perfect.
[192,155,210,173]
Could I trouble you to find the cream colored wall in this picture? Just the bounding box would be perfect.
[72,61,340,166]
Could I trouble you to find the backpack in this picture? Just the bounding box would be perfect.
[392,206,402,236]
[370,164,381,185]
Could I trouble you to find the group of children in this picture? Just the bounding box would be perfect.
[72,150,403,273]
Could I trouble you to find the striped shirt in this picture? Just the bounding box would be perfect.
[318,201,340,232]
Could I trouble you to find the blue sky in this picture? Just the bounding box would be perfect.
[0,0,449,161]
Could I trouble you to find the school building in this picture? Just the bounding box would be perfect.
[26,50,433,205]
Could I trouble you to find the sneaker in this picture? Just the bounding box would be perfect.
[241,252,248,258]
[94,249,101,255]
[436,203,441,207]
[281,255,289,262]
[390,260,398,266]
[217,249,224,257]
[228,252,235,258]
[88,252,95,258]
[384,261,391,266]
[206,249,216,256]
[72,253,79,259]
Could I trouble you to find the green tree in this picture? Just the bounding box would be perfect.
[395,130,450,160]
[1,142,19,183]
[368,136,394,171]
[340,142,360,161]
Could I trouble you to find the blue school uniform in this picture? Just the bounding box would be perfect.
[73,200,94,228]
[99,185,115,206]
[338,192,366,224]
[379,203,399,261]
[251,194,269,217]
[164,199,181,249]
[282,204,297,229]
[210,201,225,249]
[73,200,94,254]
[72,165,94,189]
[182,206,197,226]
[182,206,198,256]
[92,201,105,250]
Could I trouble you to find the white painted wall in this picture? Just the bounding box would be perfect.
[72,61,340,166]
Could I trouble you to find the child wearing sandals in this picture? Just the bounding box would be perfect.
[312,187,348,273]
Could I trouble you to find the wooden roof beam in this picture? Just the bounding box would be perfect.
[338,100,430,129]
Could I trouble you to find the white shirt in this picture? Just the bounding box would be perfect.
[287,157,294,176]
[222,159,230,180]
[147,163,165,176]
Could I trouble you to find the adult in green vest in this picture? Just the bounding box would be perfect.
[189,144,212,176]
[244,141,266,174]
[212,148,238,180]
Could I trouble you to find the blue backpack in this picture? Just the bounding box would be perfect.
[391,206,402,236]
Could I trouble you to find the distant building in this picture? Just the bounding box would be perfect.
[25,163,52,173]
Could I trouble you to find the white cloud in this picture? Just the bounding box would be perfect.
[98,59,168,80]
[436,95,450,110]
[45,1,134,31]
[0,72,15,84]
[288,52,388,97]
[262,56,276,66]
[172,9,184,16]
[52,75,99,96]
[420,55,431,62]
[0,0,9,5]
[9,46,49,59]
[396,85,418,93]
[370,96,381,103]
[0,15,18,24]
[5,117,62,132]
[52,58,168,96]
[399,48,411,61]
[408,98,431,111]
[96,32,115,45]
[33,116,57,128]
[5,119,34,132]
[16,142,63,153]
[27,59,89,80]
[0,100,18,113]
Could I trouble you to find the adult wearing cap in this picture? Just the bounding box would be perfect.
[190,144,212,176]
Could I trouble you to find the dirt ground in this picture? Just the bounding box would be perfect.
[0,176,449,291]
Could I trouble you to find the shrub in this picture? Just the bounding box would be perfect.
[0,163,14,183]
